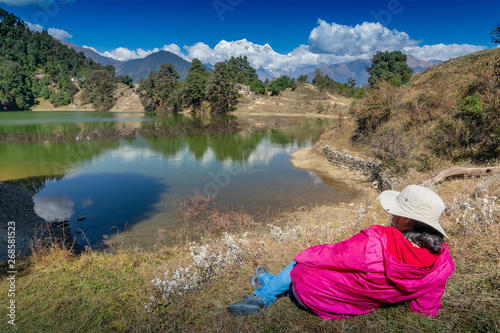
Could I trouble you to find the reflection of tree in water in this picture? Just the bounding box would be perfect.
[144,136,186,157]
[6,175,64,196]
[144,115,245,158]
[269,119,328,147]
[208,131,265,162]
[0,120,121,144]
[142,117,332,164]
[0,139,119,182]
[185,135,209,160]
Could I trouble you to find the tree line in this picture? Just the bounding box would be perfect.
[0,8,132,111]
[137,56,268,113]
[4,7,413,114]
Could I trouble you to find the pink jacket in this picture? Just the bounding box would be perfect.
[290,225,455,319]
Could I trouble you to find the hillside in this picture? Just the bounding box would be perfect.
[345,48,500,173]
[58,40,123,67]
[236,83,352,116]
[0,9,103,111]
[115,50,191,82]
[109,84,144,112]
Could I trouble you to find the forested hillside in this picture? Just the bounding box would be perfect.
[0,8,104,110]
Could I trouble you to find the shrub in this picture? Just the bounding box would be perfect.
[175,194,254,234]
[457,93,483,120]
[149,232,262,308]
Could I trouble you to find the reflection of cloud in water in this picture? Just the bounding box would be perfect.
[82,198,93,208]
[221,138,306,168]
[34,194,75,221]
[307,170,323,186]
[195,148,214,167]
[111,145,162,162]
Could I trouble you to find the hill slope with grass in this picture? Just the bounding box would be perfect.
[349,48,500,174]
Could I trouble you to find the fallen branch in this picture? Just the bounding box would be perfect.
[422,166,500,185]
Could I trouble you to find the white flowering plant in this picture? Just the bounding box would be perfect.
[148,232,262,311]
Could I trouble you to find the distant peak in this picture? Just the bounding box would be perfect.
[214,39,277,55]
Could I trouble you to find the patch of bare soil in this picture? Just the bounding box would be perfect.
[110,84,144,112]
[235,83,353,117]
[31,83,143,112]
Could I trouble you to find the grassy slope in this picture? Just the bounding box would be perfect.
[1,50,499,332]
[350,48,500,173]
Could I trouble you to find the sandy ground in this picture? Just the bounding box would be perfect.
[290,147,378,200]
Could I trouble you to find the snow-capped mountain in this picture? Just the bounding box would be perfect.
[214,39,279,57]
[63,38,439,84]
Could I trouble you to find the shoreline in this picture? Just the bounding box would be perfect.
[290,147,378,201]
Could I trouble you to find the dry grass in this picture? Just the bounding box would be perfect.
[236,83,353,116]
[350,48,500,173]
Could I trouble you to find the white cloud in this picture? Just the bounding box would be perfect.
[98,44,188,62]
[102,47,147,61]
[183,42,223,64]
[82,45,99,52]
[26,22,73,40]
[92,19,488,75]
[308,20,419,56]
[48,27,73,40]
[162,43,188,60]
[26,21,43,32]
[402,43,488,61]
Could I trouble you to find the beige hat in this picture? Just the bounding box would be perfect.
[379,185,448,237]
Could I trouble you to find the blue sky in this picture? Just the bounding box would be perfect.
[1,0,498,69]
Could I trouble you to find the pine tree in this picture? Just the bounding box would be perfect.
[206,64,238,113]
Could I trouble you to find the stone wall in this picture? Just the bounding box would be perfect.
[320,145,393,191]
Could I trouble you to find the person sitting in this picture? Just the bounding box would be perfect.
[227,185,455,319]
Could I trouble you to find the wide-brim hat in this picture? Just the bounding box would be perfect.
[379,185,448,238]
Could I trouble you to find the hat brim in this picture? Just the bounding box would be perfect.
[378,190,448,238]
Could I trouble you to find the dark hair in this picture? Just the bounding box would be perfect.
[402,220,444,254]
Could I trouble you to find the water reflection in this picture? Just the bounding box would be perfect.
[0,112,237,144]
[33,194,75,222]
[0,112,347,249]
[32,173,168,248]
[0,140,119,181]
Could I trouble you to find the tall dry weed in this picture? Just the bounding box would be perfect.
[175,194,255,235]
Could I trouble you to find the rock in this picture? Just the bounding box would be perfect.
[321,145,394,191]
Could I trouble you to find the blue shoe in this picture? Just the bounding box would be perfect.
[227,295,264,316]
[250,266,268,288]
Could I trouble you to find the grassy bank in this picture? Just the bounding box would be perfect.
[1,168,498,332]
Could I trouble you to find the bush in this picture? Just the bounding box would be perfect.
[457,93,483,120]
[249,79,266,94]
[268,75,296,95]
[49,91,72,106]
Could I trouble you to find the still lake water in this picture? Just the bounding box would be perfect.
[0,111,354,248]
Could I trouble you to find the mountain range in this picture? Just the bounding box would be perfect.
[60,39,440,85]
[59,40,191,81]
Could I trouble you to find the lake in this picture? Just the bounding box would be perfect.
[0,111,355,249]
